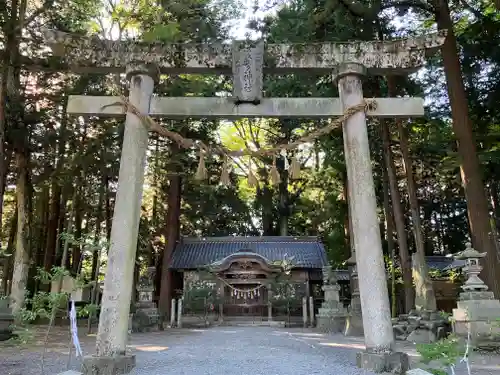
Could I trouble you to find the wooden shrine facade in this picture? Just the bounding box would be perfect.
[169,236,345,318]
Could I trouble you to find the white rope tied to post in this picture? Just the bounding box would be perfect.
[70,300,83,358]
[459,323,472,375]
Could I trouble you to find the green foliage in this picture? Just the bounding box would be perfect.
[268,258,302,319]
[427,268,463,283]
[77,303,99,319]
[416,335,465,375]
[4,0,500,327]
[8,267,96,345]
[385,254,403,283]
[183,279,221,316]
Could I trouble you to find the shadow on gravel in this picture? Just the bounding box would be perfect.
[0,326,203,375]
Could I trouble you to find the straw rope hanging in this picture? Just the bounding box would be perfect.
[289,155,301,180]
[219,155,231,186]
[247,159,259,188]
[103,96,377,186]
[195,150,208,180]
[270,154,281,185]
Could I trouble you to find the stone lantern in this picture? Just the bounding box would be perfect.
[316,265,347,333]
[346,252,362,316]
[0,254,13,341]
[137,266,156,306]
[452,242,500,343]
[344,252,364,336]
[131,266,160,332]
[456,243,488,292]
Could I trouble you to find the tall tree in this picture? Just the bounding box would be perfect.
[6,0,29,314]
[336,0,500,298]
[381,121,413,312]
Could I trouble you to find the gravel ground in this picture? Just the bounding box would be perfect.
[0,326,373,375]
[132,327,374,375]
[1,326,500,375]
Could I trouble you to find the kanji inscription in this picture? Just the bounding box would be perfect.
[232,41,264,104]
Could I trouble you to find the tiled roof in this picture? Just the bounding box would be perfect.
[170,236,328,270]
[392,256,465,271]
[426,256,465,271]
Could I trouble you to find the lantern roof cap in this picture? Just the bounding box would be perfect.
[454,242,487,260]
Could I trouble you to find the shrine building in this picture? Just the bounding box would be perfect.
[169,236,350,318]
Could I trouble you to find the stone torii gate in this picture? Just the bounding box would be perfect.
[43,29,445,374]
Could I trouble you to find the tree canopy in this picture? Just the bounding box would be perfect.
[1,0,500,313]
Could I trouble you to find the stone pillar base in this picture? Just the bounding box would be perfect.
[82,354,136,375]
[316,315,346,333]
[356,351,409,374]
[344,313,364,336]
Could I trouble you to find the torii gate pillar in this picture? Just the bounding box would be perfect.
[336,62,408,372]
[83,64,158,374]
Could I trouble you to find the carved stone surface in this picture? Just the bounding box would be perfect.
[455,242,488,291]
[317,266,347,333]
[322,265,337,285]
[42,29,446,75]
[392,309,450,344]
[131,308,159,332]
[345,253,363,336]
[391,251,446,344]
[232,41,264,104]
[133,267,159,332]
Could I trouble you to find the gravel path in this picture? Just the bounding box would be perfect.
[133,327,373,375]
[2,326,500,375]
[0,326,373,375]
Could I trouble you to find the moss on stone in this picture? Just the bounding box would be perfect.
[42,28,446,75]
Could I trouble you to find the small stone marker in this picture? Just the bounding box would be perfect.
[407,369,433,375]
[302,297,308,327]
[177,297,183,328]
[170,298,176,327]
[308,296,314,327]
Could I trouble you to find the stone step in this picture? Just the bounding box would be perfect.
[224,316,267,322]
[407,369,433,375]
[222,320,285,327]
